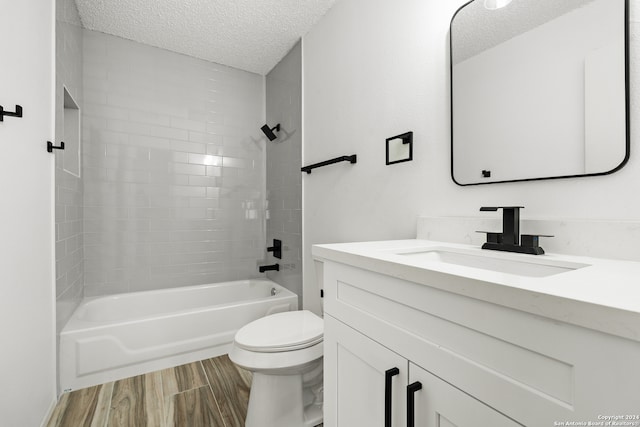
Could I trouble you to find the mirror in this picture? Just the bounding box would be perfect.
[450,0,628,185]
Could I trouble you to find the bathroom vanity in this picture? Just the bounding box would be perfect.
[313,240,640,426]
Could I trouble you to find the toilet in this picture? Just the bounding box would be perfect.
[229,309,324,427]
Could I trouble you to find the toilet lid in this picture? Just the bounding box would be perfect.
[234,310,324,353]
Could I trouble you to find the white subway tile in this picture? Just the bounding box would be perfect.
[129,110,170,127]
[189,131,223,145]
[170,140,206,154]
[188,198,220,209]
[188,154,222,166]
[83,116,108,129]
[172,162,206,176]
[188,175,219,187]
[171,151,189,163]
[205,123,226,135]
[222,157,247,168]
[206,145,224,156]
[171,117,207,132]
[84,89,107,105]
[206,166,223,177]
[171,185,206,198]
[129,135,171,150]
[90,130,129,145]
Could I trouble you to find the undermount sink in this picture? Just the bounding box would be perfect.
[396,247,589,278]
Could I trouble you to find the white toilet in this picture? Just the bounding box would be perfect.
[229,309,324,427]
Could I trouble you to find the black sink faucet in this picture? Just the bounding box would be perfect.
[479,206,552,255]
[480,206,522,245]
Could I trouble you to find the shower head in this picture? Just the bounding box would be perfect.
[261,123,280,141]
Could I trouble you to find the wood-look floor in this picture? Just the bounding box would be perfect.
[47,355,256,427]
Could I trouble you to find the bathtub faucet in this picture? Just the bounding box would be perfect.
[259,263,280,273]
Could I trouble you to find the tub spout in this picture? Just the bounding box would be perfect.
[259,263,279,273]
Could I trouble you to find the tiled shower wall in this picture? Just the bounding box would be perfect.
[55,0,84,333]
[82,30,266,296]
[265,42,303,304]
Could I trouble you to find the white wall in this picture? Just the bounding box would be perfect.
[302,0,639,314]
[0,1,56,425]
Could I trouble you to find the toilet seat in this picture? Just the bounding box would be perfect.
[234,310,323,353]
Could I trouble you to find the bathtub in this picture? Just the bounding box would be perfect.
[59,279,297,392]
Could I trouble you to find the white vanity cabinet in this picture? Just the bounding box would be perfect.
[318,255,640,427]
[325,315,518,427]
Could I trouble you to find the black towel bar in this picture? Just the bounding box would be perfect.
[301,155,357,174]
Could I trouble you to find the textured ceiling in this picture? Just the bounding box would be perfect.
[452,0,599,64]
[75,0,337,75]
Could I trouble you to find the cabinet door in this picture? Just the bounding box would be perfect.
[408,363,522,427]
[325,315,408,427]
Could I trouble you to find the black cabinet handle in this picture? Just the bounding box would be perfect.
[385,367,400,427]
[407,381,422,427]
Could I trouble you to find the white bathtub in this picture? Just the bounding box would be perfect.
[59,279,297,391]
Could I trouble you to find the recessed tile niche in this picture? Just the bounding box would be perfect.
[63,86,81,177]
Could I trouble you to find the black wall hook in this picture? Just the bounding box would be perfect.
[0,105,23,122]
[47,141,65,153]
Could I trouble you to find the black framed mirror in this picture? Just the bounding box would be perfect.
[450,0,629,185]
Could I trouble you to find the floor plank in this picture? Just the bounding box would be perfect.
[47,384,104,427]
[142,371,165,427]
[46,391,69,427]
[165,386,225,427]
[202,355,251,427]
[161,362,208,397]
[90,381,114,427]
[108,371,164,427]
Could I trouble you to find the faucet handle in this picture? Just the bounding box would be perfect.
[476,231,503,243]
[521,234,554,248]
[267,239,282,259]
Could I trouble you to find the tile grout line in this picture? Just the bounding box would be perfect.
[200,359,229,427]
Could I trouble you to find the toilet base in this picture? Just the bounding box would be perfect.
[245,364,323,427]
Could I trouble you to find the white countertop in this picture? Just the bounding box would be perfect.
[312,239,640,343]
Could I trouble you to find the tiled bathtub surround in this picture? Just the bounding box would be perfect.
[265,42,303,304]
[82,30,265,296]
[55,0,84,334]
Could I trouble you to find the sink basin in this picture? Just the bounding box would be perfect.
[396,248,589,278]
